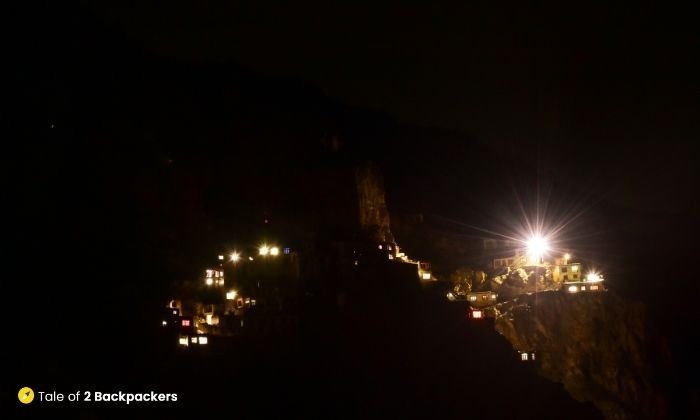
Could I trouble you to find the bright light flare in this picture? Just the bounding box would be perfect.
[526,235,549,259]
[230,252,240,262]
[586,272,603,283]
[259,245,270,256]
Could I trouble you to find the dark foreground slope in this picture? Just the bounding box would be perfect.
[14,271,602,419]
[495,291,671,419]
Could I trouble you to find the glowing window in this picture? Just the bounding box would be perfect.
[182,319,191,327]
[521,353,528,361]
[198,336,208,345]
[179,337,189,346]
[472,310,483,319]
[191,337,197,343]
[567,285,578,293]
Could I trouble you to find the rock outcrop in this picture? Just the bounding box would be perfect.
[494,291,670,419]
[355,164,393,243]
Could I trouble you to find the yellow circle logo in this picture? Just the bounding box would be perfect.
[18,387,34,404]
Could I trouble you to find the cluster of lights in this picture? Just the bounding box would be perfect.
[179,335,208,346]
[259,245,280,256]
[217,245,287,265]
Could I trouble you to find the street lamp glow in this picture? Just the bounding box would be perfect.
[270,246,280,256]
[259,245,270,256]
[526,235,549,260]
[230,252,240,262]
[586,272,603,283]
[205,278,213,286]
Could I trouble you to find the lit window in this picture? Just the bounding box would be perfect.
[378,244,383,250]
[567,285,578,293]
[162,320,167,326]
[182,319,191,327]
[172,310,177,315]
[471,310,483,319]
[191,337,197,343]
[198,336,208,345]
[422,273,431,280]
[572,265,579,272]
[469,295,477,302]
[388,255,394,260]
[581,286,586,291]
[179,337,189,346]
[284,247,291,255]
[270,247,280,256]
[218,255,224,261]
[521,353,528,361]
[590,285,599,291]
[226,290,237,300]
[491,294,497,300]
[206,278,213,286]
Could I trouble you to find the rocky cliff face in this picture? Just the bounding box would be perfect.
[355,164,393,243]
[494,291,670,419]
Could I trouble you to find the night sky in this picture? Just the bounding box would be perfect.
[10,1,700,413]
